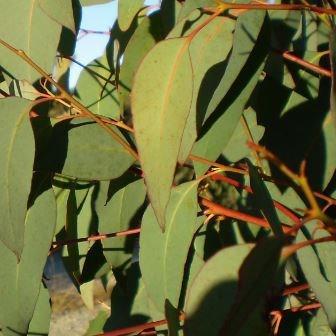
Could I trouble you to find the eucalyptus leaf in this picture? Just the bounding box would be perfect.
[132,37,193,229]
[0,184,56,335]
[41,118,135,180]
[0,1,71,82]
[118,0,144,32]
[139,180,200,312]
[0,98,35,258]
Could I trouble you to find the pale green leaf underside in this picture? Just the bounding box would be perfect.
[132,37,193,229]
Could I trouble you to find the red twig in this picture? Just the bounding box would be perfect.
[281,51,331,77]
[211,174,301,226]
[282,283,310,296]
[200,197,293,234]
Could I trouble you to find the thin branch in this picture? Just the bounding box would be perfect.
[200,197,293,234]
[204,2,336,15]
[49,227,140,255]
[0,38,138,160]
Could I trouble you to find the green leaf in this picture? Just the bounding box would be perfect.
[184,244,253,336]
[296,221,336,330]
[330,27,336,130]
[169,13,234,163]
[39,0,75,33]
[177,0,216,21]
[75,55,120,119]
[118,0,144,32]
[247,161,284,237]
[0,184,56,335]
[132,37,193,229]
[139,180,200,312]
[0,98,35,258]
[84,309,110,336]
[95,176,146,269]
[311,309,336,336]
[0,1,70,82]
[220,237,285,335]
[223,108,264,162]
[28,285,51,335]
[119,13,164,116]
[192,10,268,175]
[204,10,267,122]
[42,118,135,180]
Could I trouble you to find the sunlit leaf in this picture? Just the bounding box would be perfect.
[0,98,34,258]
[0,184,56,335]
[118,0,144,32]
[132,37,193,229]
[140,180,200,312]
[0,1,72,82]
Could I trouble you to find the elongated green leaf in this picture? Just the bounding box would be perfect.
[96,175,146,268]
[0,98,34,258]
[132,38,193,229]
[296,221,336,330]
[0,1,71,82]
[223,108,264,162]
[28,285,51,335]
[203,10,267,122]
[220,237,285,335]
[39,0,75,33]
[0,184,56,335]
[42,118,135,180]
[311,309,336,336]
[330,26,336,130]
[76,55,120,119]
[171,14,234,162]
[139,181,200,312]
[247,161,284,237]
[184,244,253,336]
[118,0,144,31]
[119,13,164,116]
[192,11,269,175]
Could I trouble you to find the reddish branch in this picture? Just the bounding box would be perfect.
[281,51,331,77]
[49,227,140,254]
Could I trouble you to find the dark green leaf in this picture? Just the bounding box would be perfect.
[42,118,135,180]
[296,221,336,330]
[95,176,146,269]
[184,244,253,336]
[247,161,284,237]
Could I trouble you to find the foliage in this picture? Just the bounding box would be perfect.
[0,0,335,335]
